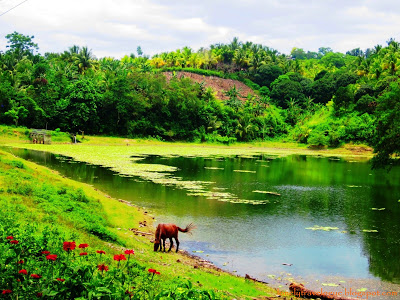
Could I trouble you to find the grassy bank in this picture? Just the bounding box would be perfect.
[0,149,283,299]
[1,126,374,298]
[0,125,71,144]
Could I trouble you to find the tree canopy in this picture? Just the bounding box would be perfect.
[1,33,400,166]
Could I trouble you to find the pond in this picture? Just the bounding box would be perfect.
[8,147,400,297]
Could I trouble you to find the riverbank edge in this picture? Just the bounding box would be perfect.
[1,132,375,299]
[0,124,373,160]
[0,147,297,300]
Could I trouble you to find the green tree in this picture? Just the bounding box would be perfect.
[318,47,333,56]
[252,64,283,87]
[333,86,354,114]
[5,31,38,60]
[235,115,258,141]
[290,47,307,59]
[310,73,336,104]
[224,85,242,110]
[372,83,400,168]
[270,75,306,108]
[75,47,97,74]
[61,78,100,133]
[4,99,29,126]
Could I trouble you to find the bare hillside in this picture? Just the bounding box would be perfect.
[163,71,256,101]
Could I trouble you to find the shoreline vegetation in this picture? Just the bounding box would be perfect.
[0,148,282,299]
[1,33,399,169]
[1,129,301,299]
[0,125,376,299]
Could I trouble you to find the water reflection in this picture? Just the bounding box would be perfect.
[6,148,400,290]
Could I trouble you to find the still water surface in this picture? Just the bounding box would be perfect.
[9,148,400,296]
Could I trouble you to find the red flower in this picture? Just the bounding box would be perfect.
[124,249,135,255]
[10,240,19,244]
[148,268,160,275]
[6,236,13,240]
[97,264,109,272]
[30,274,42,279]
[79,252,88,256]
[63,241,76,251]
[37,292,43,297]
[17,260,24,264]
[41,250,50,255]
[78,243,89,249]
[56,278,65,282]
[18,269,28,275]
[46,254,57,261]
[96,250,106,255]
[113,254,126,261]
[2,290,12,294]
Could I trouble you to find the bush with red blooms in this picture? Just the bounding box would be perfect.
[0,156,217,299]
[62,241,76,252]
[1,234,217,300]
[78,243,89,249]
[46,254,58,261]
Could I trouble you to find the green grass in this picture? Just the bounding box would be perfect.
[0,126,373,299]
[0,149,283,299]
[0,125,71,144]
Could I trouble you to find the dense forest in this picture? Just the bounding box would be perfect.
[0,32,399,166]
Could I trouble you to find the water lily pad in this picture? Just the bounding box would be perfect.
[233,170,256,173]
[204,167,224,170]
[322,283,339,287]
[362,229,378,233]
[267,275,276,279]
[212,187,227,191]
[192,250,204,253]
[348,185,362,188]
[371,208,385,211]
[252,190,281,196]
[306,225,339,231]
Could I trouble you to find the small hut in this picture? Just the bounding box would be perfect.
[30,129,52,144]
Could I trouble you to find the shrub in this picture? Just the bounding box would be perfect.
[307,126,330,148]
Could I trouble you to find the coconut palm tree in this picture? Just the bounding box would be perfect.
[75,46,97,74]
[233,48,249,69]
[235,115,259,141]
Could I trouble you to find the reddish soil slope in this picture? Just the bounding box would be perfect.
[163,71,256,101]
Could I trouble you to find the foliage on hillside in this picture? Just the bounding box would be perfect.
[1,32,399,166]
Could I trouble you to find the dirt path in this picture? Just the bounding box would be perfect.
[163,71,256,101]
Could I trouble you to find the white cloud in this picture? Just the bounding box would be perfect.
[0,0,399,58]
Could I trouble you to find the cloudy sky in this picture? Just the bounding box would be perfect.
[1,0,399,58]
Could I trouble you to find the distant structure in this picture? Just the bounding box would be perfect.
[30,129,52,144]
